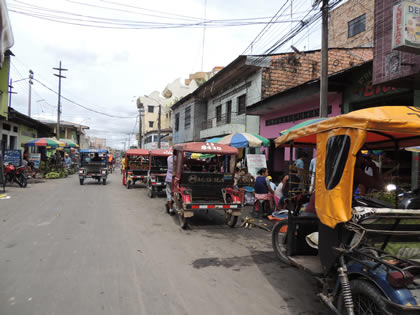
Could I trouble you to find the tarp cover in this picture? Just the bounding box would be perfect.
[275,106,420,149]
[125,149,150,156]
[173,142,238,155]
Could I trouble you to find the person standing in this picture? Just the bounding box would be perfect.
[65,154,72,170]
[165,154,175,215]
[295,152,307,190]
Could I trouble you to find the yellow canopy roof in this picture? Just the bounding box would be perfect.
[275,106,420,149]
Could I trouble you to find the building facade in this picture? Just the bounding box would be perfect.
[172,94,204,144]
[329,0,374,48]
[137,68,222,147]
[143,128,171,150]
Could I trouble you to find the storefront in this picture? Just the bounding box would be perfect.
[247,79,342,179]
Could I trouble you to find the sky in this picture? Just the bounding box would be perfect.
[5,0,323,149]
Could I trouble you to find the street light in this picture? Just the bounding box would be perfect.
[143,95,162,149]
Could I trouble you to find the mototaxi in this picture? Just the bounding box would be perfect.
[147,149,172,198]
[272,106,420,314]
[171,142,244,229]
[122,149,150,189]
[79,149,108,185]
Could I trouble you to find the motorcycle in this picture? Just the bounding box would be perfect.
[3,163,28,188]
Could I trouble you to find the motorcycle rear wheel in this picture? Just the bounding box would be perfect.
[337,279,388,315]
[16,174,27,188]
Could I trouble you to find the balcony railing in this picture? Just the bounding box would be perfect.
[201,112,245,130]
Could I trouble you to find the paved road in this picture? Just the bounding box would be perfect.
[0,172,329,315]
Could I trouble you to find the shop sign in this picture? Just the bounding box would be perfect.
[392,1,420,53]
[4,149,21,167]
[351,69,402,100]
[29,153,41,169]
[246,154,267,177]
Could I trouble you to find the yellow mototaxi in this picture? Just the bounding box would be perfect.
[273,106,420,314]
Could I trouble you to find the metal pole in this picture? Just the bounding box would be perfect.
[8,79,13,108]
[28,70,34,117]
[53,61,68,139]
[320,0,329,118]
[158,104,161,148]
[138,109,142,148]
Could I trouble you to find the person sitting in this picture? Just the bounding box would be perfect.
[354,151,384,196]
[275,174,289,210]
[254,168,275,217]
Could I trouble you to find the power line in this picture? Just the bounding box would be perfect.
[8,1,303,30]
[33,78,137,119]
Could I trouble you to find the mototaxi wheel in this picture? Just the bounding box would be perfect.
[225,211,238,228]
[337,279,388,315]
[102,178,107,185]
[147,183,155,198]
[79,178,84,185]
[271,220,289,264]
[175,196,188,229]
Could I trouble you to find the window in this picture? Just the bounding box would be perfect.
[148,105,154,113]
[149,121,154,128]
[175,113,180,131]
[226,101,232,123]
[324,135,351,190]
[237,94,246,115]
[153,135,158,142]
[348,14,366,38]
[265,106,332,126]
[216,105,222,122]
[185,106,191,129]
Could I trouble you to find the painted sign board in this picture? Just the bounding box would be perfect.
[246,154,267,177]
[4,149,21,167]
[392,1,420,53]
[29,153,41,169]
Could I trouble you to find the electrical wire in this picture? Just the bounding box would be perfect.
[32,78,137,119]
[8,0,303,30]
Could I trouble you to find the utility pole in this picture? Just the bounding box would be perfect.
[157,104,161,148]
[28,70,34,117]
[8,79,17,108]
[53,61,67,139]
[320,0,329,118]
[137,99,144,148]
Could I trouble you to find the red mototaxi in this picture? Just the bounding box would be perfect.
[147,148,172,198]
[171,142,244,228]
[122,149,150,188]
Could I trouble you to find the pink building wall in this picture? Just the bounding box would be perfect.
[259,93,342,173]
[260,93,342,139]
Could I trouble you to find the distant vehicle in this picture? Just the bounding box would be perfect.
[78,149,108,185]
[147,149,172,198]
[122,149,150,189]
